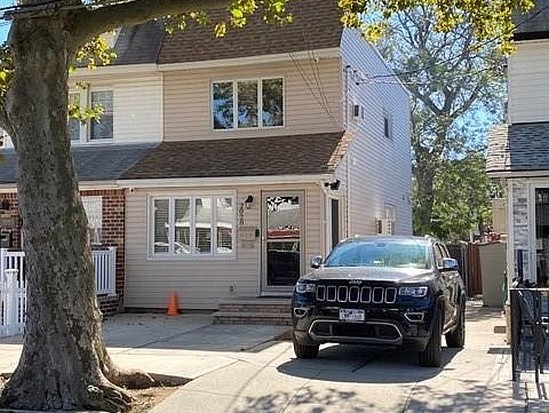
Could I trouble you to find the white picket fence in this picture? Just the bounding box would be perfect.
[0,247,116,337]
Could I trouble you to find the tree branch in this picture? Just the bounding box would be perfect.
[70,0,231,42]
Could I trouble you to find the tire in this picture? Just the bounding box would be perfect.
[446,299,465,348]
[293,333,319,359]
[419,307,442,367]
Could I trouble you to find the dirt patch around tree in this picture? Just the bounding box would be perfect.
[0,372,190,413]
[128,386,181,413]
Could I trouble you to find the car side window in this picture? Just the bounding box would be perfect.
[434,244,445,268]
[439,244,451,258]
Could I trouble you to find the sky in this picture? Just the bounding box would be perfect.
[0,0,13,42]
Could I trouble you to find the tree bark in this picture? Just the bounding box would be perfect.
[0,17,141,412]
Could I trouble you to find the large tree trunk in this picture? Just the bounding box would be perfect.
[0,17,137,412]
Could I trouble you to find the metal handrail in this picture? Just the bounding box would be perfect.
[510,287,549,383]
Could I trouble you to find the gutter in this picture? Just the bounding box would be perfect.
[117,173,335,189]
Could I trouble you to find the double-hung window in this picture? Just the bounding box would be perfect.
[82,196,103,245]
[212,78,284,130]
[151,195,236,258]
[90,90,114,140]
[68,89,114,142]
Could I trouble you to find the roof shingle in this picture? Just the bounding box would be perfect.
[121,132,349,180]
[487,122,549,174]
[514,0,549,40]
[118,0,343,65]
[0,144,156,184]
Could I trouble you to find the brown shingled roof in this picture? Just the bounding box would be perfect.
[158,0,344,64]
[121,132,349,180]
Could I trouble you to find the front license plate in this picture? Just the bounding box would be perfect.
[339,308,365,322]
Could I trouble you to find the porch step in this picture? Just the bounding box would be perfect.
[213,311,292,326]
[213,298,292,326]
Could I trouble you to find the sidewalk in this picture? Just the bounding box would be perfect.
[0,313,289,380]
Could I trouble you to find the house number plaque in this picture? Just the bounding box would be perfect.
[239,226,257,249]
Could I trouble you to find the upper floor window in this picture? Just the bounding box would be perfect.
[68,89,114,143]
[91,91,114,140]
[212,78,283,130]
[383,112,393,139]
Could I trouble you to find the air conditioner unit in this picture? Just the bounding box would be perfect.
[376,218,394,235]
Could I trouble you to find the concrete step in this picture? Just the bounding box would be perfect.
[212,311,292,326]
[218,303,291,313]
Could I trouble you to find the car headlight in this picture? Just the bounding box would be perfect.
[399,286,428,298]
[295,281,316,294]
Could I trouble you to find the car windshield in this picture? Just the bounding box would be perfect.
[324,239,431,269]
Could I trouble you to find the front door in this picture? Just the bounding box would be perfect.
[261,192,304,295]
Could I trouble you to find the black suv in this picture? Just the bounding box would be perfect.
[291,236,466,367]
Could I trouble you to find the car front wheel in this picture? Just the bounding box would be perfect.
[419,308,442,367]
[293,333,319,359]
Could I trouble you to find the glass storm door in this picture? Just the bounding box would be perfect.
[262,192,304,294]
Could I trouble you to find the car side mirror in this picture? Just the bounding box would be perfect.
[310,255,323,269]
[441,258,459,272]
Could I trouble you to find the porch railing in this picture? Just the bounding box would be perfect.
[92,247,117,295]
[0,247,116,337]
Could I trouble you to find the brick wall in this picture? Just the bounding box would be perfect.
[0,189,126,314]
[82,189,126,309]
[0,192,22,249]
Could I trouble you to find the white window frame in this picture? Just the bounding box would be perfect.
[148,192,237,260]
[82,195,103,245]
[68,87,115,144]
[211,77,285,131]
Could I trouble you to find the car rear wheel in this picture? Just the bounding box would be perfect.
[293,333,319,359]
[419,308,442,367]
[446,298,465,348]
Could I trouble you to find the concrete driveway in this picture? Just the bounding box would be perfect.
[151,303,525,413]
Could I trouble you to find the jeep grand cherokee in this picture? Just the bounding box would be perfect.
[291,236,466,367]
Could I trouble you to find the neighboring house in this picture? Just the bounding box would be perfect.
[487,0,549,287]
[0,0,412,311]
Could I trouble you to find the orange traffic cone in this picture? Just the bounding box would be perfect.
[167,293,179,316]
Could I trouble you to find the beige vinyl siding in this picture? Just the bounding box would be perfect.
[68,73,162,144]
[508,39,549,123]
[163,59,343,141]
[338,29,412,236]
[125,183,323,310]
[113,76,162,143]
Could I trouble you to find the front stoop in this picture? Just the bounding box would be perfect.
[213,298,292,326]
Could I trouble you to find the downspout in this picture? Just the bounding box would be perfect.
[318,181,330,257]
[346,151,351,237]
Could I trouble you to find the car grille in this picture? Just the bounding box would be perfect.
[316,284,397,304]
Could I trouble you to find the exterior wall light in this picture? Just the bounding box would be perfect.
[245,195,254,209]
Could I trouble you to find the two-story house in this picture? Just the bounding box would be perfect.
[0,0,412,313]
[487,0,549,287]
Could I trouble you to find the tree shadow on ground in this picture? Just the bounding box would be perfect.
[229,380,523,413]
[277,344,462,384]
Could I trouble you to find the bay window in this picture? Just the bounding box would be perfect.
[212,78,283,130]
[150,195,235,257]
